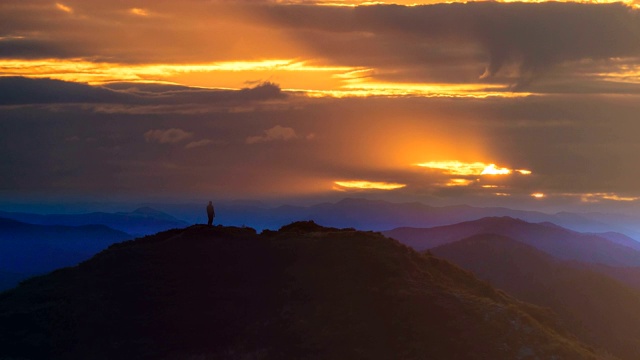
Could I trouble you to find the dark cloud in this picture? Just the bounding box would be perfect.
[0,38,79,59]
[263,2,640,88]
[3,1,640,90]
[0,77,286,106]
[0,77,131,105]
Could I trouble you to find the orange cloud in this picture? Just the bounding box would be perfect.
[446,179,476,187]
[416,161,531,176]
[334,180,407,190]
[580,193,640,202]
[130,8,149,16]
[55,3,73,13]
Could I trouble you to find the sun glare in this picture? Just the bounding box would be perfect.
[531,193,545,198]
[416,161,489,175]
[416,161,531,176]
[480,164,511,175]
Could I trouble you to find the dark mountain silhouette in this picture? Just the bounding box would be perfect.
[0,206,188,236]
[0,223,603,359]
[431,234,640,360]
[0,271,25,292]
[384,216,640,266]
[0,217,131,290]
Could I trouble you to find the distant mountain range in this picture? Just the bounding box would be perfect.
[0,223,606,359]
[0,217,132,290]
[431,234,640,360]
[384,216,640,266]
[155,198,640,240]
[0,206,189,236]
[5,198,640,240]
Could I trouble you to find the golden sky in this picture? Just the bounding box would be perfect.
[2,0,640,211]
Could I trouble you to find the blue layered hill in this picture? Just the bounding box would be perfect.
[384,216,640,266]
[0,206,189,236]
[0,218,131,289]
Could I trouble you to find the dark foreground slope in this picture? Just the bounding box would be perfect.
[0,222,604,359]
[432,234,640,360]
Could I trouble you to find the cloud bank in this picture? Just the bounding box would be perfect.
[263,2,640,87]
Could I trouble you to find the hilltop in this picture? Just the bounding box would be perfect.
[0,222,604,359]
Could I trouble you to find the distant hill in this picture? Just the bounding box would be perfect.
[0,207,189,236]
[431,234,640,360]
[0,218,131,290]
[147,198,640,239]
[12,198,640,239]
[0,223,602,359]
[593,231,640,251]
[214,198,567,231]
[384,216,640,266]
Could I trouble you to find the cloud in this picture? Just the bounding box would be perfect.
[333,180,406,190]
[130,8,149,16]
[3,1,640,91]
[185,139,217,149]
[264,2,640,88]
[144,128,193,144]
[0,77,130,105]
[55,3,73,14]
[246,125,299,144]
[0,0,294,64]
[0,77,285,106]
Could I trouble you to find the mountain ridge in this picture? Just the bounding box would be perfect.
[0,207,188,236]
[0,222,604,359]
[431,233,640,360]
[384,216,640,266]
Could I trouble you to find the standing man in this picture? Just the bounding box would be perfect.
[206,201,215,226]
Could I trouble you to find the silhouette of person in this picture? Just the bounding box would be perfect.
[206,201,215,226]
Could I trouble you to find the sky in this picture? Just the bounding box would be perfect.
[2,0,640,213]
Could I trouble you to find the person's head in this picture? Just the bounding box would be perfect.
[208,201,212,205]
